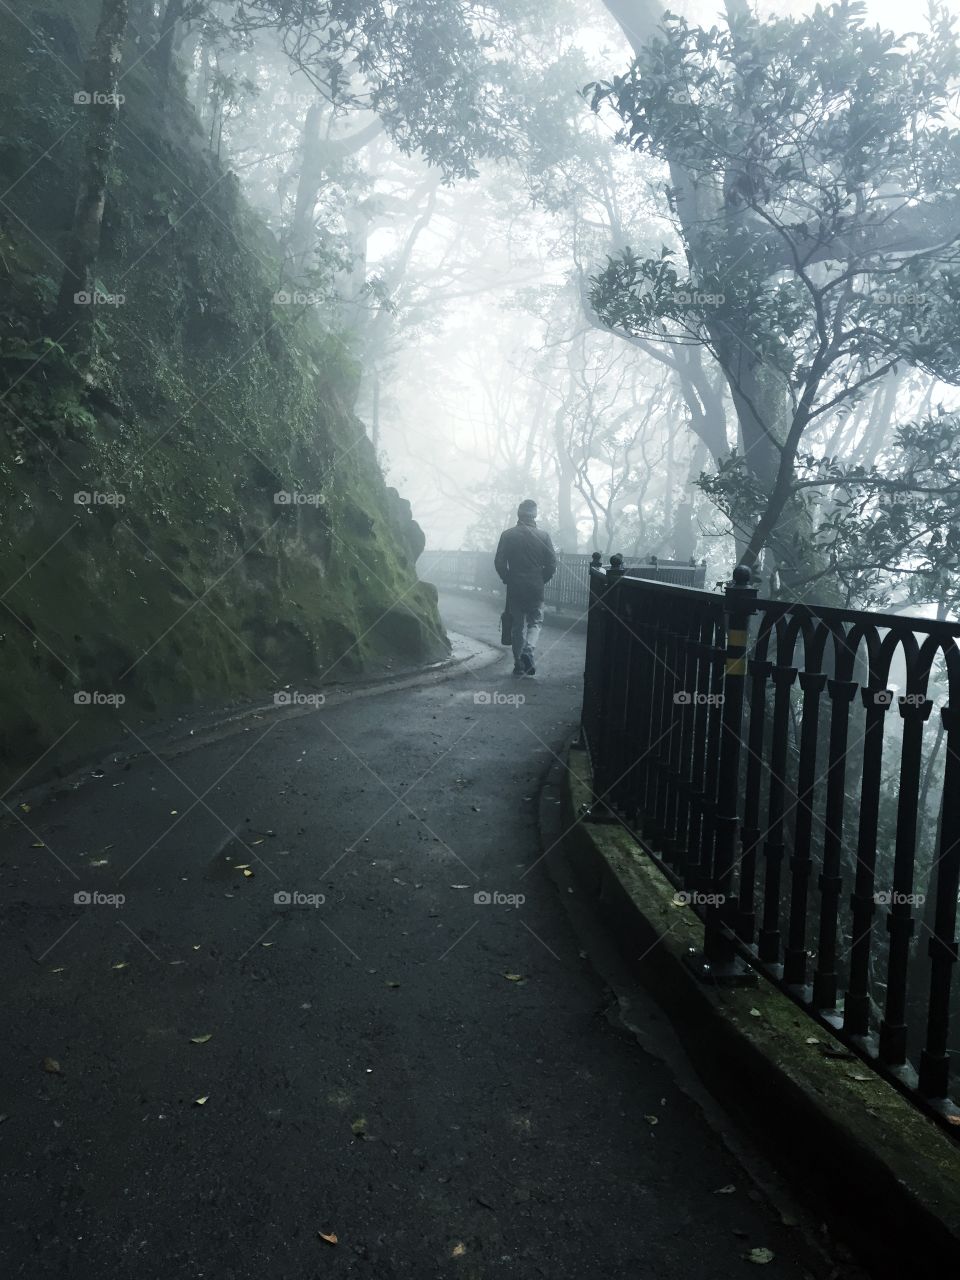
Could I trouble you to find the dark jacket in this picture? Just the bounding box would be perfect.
[494,521,557,609]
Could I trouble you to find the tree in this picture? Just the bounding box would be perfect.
[230,0,546,177]
[592,0,960,596]
[53,0,131,363]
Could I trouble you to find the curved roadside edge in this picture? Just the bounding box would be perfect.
[535,752,849,1278]
[550,743,960,1280]
[8,629,504,815]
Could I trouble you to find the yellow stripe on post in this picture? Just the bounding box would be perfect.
[727,629,748,646]
[725,658,747,676]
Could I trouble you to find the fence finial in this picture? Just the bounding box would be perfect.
[731,562,753,587]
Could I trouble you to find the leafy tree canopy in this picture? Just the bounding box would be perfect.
[231,0,560,176]
[585,1,960,586]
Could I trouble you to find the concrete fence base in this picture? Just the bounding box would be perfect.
[560,743,960,1278]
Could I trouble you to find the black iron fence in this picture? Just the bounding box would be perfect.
[421,549,707,613]
[582,564,960,1121]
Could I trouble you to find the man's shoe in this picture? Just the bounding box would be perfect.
[521,653,536,676]
[512,664,523,677]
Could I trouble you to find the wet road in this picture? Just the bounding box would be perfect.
[0,592,824,1278]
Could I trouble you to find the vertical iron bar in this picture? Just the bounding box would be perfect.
[783,668,827,988]
[811,674,858,1011]
[878,695,933,1067]
[844,685,891,1037]
[758,664,797,965]
[737,652,770,945]
[703,565,757,968]
[919,703,960,1098]
[675,605,699,871]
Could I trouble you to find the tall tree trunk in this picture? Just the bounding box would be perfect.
[371,375,380,452]
[602,0,835,597]
[289,112,383,281]
[552,400,579,552]
[155,0,185,91]
[53,0,130,365]
[289,102,325,279]
[195,25,212,119]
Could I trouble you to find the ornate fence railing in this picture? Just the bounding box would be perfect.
[421,549,707,613]
[582,564,960,1122]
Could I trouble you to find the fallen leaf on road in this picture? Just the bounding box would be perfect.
[51,967,65,974]
[318,1231,338,1245]
[805,1037,820,1045]
[242,869,254,878]
[193,945,201,951]
[745,1248,775,1264]
[190,1034,213,1044]
[644,1114,659,1125]
[504,973,523,982]
[31,841,45,848]
[111,962,128,970]
[450,884,469,889]
[193,1095,209,1106]
[386,981,400,989]
[351,1117,367,1137]
[234,864,251,870]
[714,1184,736,1195]
[749,1008,762,1018]
[42,1058,61,1074]
[90,860,109,867]
[451,1243,466,1258]
[20,803,30,812]
[262,942,274,948]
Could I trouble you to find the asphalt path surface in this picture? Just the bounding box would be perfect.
[1,592,834,1279]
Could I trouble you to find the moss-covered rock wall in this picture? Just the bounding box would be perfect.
[0,2,447,790]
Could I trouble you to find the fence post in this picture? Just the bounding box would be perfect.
[688,563,758,984]
[587,557,626,821]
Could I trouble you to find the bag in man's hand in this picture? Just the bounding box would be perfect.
[500,611,512,646]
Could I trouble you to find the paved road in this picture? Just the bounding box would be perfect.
[1,593,829,1278]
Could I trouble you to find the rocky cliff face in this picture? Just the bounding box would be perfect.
[0,2,447,789]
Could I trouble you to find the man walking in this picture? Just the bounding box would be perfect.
[494,499,557,677]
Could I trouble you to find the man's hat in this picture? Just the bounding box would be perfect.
[518,499,538,517]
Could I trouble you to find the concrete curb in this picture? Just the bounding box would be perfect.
[560,743,960,1277]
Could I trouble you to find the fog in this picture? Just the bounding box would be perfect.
[6,2,960,1268]
[158,0,960,614]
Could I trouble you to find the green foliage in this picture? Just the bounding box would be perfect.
[701,409,960,606]
[585,1,960,589]
[0,0,445,787]
[232,0,547,177]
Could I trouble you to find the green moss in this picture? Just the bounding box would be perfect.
[0,1,447,789]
